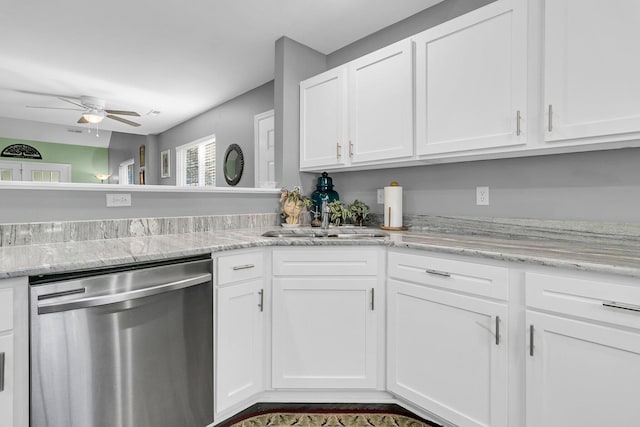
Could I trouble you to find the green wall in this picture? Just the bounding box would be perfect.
[0,137,108,183]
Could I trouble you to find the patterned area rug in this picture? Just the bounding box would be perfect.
[228,412,435,427]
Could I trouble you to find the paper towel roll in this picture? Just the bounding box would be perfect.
[384,182,403,228]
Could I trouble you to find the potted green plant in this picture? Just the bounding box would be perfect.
[279,186,312,225]
[347,200,370,226]
[328,200,348,226]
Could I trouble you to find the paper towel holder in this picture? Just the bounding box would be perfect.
[380,182,408,231]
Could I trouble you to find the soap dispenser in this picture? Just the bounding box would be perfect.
[310,172,339,220]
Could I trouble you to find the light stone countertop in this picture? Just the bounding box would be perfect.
[1,220,640,280]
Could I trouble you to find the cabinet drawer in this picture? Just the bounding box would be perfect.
[273,248,379,276]
[388,251,509,300]
[216,251,264,285]
[526,272,640,330]
[0,288,13,333]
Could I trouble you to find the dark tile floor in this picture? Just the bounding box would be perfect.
[217,402,442,427]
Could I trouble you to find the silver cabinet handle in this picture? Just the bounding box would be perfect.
[547,104,553,132]
[529,324,534,357]
[336,142,342,159]
[495,316,500,346]
[258,289,264,312]
[516,110,521,136]
[602,301,640,313]
[0,352,4,392]
[425,269,451,278]
[232,264,255,271]
[349,140,354,158]
[371,288,375,311]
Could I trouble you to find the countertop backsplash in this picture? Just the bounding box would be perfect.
[0,213,280,247]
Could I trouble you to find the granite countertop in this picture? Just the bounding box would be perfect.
[1,218,640,279]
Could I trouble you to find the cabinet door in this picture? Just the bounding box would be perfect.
[215,279,264,414]
[272,277,378,389]
[544,0,640,143]
[300,67,347,170]
[415,0,526,155]
[0,334,14,427]
[526,311,640,427]
[348,39,414,164]
[388,279,508,427]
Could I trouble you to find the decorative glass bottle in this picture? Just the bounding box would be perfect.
[310,172,339,221]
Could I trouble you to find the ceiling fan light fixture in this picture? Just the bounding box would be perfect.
[82,110,105,123]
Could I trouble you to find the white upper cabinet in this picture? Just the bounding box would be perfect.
[544,0,640,144]
[348,39,414,164]
[415,0,527,156]
[300,67,347,170]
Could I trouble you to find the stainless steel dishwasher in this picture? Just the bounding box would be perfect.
[29,255,213,427]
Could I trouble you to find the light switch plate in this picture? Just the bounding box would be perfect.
[106,193,131,207]
[377,189,384,204]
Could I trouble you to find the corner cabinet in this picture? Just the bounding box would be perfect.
[387,250,510,427]
[543,0,640,145]
[525,271,640,427]
[0,277,28,427]
[214,250,266,421]
[271,247,384,389]
[414,0,527,156]
[300,40,413,172]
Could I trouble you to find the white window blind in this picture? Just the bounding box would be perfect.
[176,135,216,187]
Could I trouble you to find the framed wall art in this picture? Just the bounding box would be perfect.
[161,149,171,178]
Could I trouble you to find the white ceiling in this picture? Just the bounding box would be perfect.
[0,0,442,136]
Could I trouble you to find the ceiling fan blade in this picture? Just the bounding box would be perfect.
[78,117,89,124]
[107,114,141,127]
[105,110,140,116]
[58,97,87,109]
[26,105,84,111]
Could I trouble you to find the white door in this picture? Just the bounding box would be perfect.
[254,109,275,187]
[526,311,640,427]
[388,279,508,427]
[216,279,264,415]
[544,0,640,143]
[348,39,414,164]
[272,276,378,389]
[299,67,347,170]
[415,0,526,155]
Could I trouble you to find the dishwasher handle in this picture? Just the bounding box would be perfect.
[37,273,212,314]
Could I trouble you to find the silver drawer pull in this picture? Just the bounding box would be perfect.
[529,325,534,357]
[602,301,640,313]
[232,264,255,271]
[425,269,451,278]
[495,316,500,346]
[0,352,4,392]
[258,289,264,312]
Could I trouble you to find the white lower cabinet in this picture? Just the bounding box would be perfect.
[271,248,382,389]
[0,277,28,427]
[387,250,509,427]
[525,271,640,427]
[214,251,265,420]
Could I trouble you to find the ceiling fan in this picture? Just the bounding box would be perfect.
[26,95,141,127]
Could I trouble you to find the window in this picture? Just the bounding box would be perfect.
[119,159,135,185]
[176,135,216,187]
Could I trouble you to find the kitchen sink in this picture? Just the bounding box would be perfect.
[261,228,388,239]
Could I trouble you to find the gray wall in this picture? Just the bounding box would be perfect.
[320,148,640,223]
[108,132,154,184]
[274,37,327,189]
[157,81,274,187]
[0,188,278,223]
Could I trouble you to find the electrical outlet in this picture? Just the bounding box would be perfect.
[377,189,384,204]
[106,193,131,207]
[476,186,489,206]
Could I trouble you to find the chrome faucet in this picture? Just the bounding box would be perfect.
[321,200,330,229]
